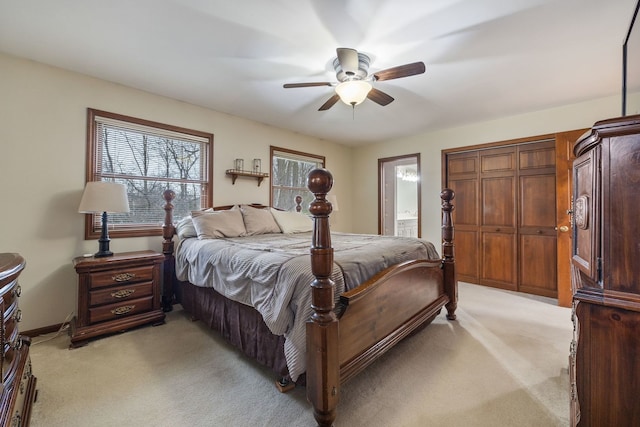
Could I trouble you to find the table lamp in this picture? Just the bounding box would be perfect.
[78,181,130,257]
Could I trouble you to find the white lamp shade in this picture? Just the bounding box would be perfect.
[78,181,130,213]
[335,80,372,106]
[327,194,339,212]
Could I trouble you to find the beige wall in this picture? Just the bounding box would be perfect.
[353,92,640,249]
[0,53,353,330]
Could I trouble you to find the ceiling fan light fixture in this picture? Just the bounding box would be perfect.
[335,80,372,106]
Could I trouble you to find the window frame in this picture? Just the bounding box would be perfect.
[84,108,213,239]
[269,146,325,212]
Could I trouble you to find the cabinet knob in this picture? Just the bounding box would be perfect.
[559,226,569,232]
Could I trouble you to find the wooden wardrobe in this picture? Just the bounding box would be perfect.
[570,114,640,426]
[443,136,569,299]
[442,129,587,307]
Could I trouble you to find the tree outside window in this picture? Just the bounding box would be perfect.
[270,147,324,213]
[85,109,213,239]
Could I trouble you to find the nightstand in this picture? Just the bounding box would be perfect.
[69,250,165,348]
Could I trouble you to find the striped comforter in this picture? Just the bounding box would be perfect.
[175,232,439,381]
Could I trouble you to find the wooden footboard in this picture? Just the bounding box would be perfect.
[337,258,446,383]
[160,168,456,427]
[306,169,456,427]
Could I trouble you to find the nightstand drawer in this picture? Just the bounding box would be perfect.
[89,265,154,289]
[89,281,153,306]
[71,251,165,347]
[89,296,154,324]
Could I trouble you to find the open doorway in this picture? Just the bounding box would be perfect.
[378,154,421,237]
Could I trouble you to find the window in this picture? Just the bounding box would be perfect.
[270,147,324,213]
[85,108,213,239]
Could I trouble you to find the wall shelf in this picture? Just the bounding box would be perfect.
[225,169,269,186]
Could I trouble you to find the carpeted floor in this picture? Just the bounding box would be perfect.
[28,282,573,426]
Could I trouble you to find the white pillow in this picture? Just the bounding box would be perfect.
[175,216,197,239]
[240,205,281,235]
[192,209,247,239]
[270,208,313,233]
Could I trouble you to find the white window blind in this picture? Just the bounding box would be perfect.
[271,147,324,212]
[86,109,213,236]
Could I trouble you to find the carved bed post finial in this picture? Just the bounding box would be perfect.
[295,195,303,212]
[162,189,176,312]
[440,188,457,320]
[306,168,339,427]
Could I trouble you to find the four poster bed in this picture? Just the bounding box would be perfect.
[160,168,457,427]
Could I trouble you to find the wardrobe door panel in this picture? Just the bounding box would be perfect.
[572,149,597,282]
[519,170,557,297]
[447,151,480,282]
[481,176,516,227]
[481,231,516,289]
[519,234,557,297]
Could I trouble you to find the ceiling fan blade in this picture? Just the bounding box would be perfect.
[367,88,394,106]
[336,48,359,75]
[373,62,426,81]
[318,94,340,111]
[283,82,333,88]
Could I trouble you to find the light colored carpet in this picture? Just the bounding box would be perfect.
[28,283,572,427]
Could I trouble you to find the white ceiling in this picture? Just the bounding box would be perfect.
[1,0,638,146]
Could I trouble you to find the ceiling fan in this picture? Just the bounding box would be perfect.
[283,48,426,111]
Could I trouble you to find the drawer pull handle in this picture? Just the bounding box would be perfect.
[111,305,135,316]
[113,273,136,282]
[12,337,23,351]
[13,285,21,298]
[111,289,135,299]
[13,309,22,323]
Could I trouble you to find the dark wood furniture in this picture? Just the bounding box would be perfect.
[443,138,559,298]
[0,253,37,427]
[161,168,457,427]
[70,251,165,348]
[570,114,640,426]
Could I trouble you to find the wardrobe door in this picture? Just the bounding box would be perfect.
[572,147,599,284]
[446,151,479,283]
[518,141,558,298]
[479,147,517,290]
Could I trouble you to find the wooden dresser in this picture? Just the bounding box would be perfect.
[70,251,165,348]
[570,114,640,426]
[0,253,37,426]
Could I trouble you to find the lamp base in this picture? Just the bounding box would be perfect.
[94,250,114,258]
[95,211,114,257]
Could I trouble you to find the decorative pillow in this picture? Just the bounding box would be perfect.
[192,209,247,239]
[240,205,281,235]
[270,208,313,233]
[175,216,197,239]
[190,207,215,217]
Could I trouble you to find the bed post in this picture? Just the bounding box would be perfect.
[441,188,457,320]
[306,169,339,427]
[161,189,176,313]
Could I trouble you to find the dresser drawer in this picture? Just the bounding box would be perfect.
[89,265,155,289]
[1,279,19,309]
[89,281,153,307]
[88,296,154,324]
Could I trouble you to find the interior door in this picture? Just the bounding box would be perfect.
[555,129,587,307]
[378,154,421,237]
